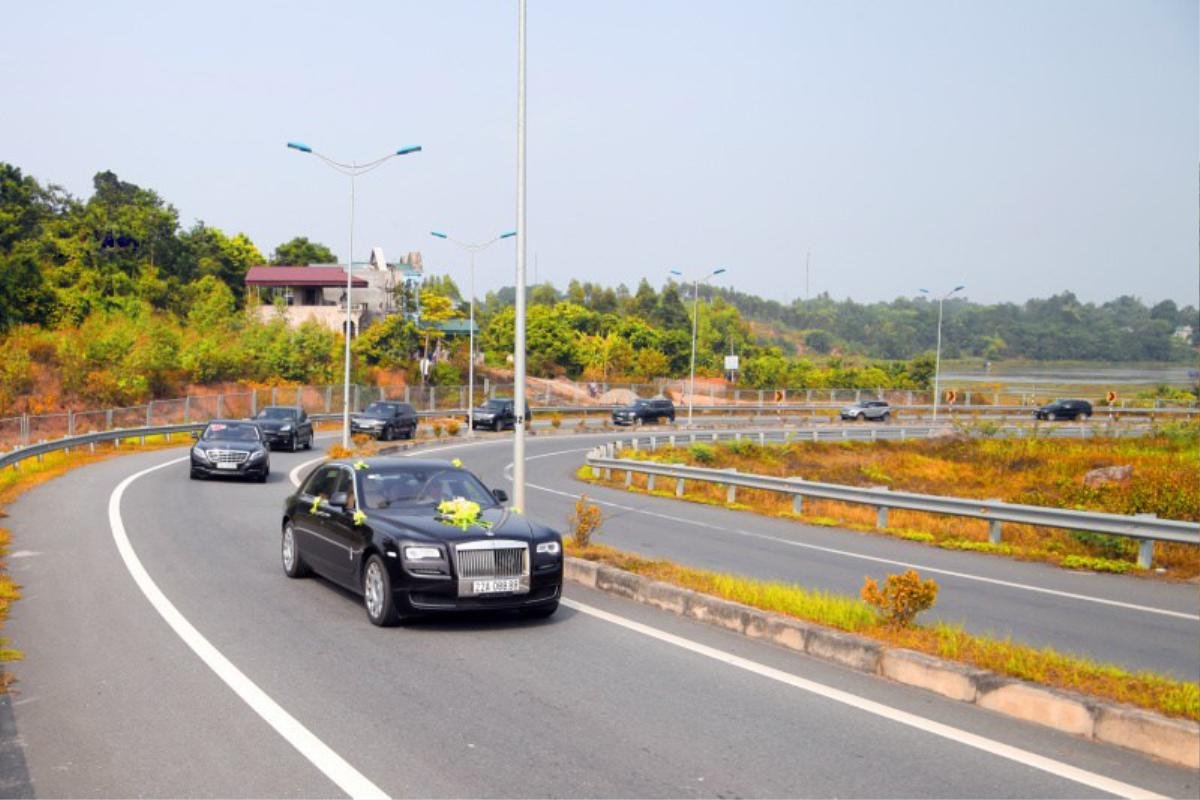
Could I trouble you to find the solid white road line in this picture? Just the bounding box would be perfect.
[563,598,1165,800]
[110,456,387,800]
[506,454,1198,622]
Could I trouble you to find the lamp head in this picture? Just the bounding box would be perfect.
[711,268,727,276]
[396,145,422,156]
[500,230,517,239]
[430,231,448,239]
[669,269,683,276]
[287,141,312,153]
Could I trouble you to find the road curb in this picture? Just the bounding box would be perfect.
[563,557,1199,769]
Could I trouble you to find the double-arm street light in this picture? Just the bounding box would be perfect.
[669,267,727,426]
[287,140,422,447]
[919,284,965,422]
[430,229,517,436]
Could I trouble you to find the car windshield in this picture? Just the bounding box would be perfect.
[256,408,296,420]
[481,400,507,410]
[202,422,260,442]
[363,402,396,415]
[360,467,497,511]
[631,400,649,408]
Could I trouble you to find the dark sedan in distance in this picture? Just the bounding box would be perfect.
[470,398,531,431]
[281,458,563,626]
[350,401,418,440]
[1035,399,1093,421]
[255,406,314,451]
[612,397,675,425]
[190,420,271,482]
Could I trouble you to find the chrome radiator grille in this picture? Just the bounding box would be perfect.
[207,449,249,464]
[455,543,528,579]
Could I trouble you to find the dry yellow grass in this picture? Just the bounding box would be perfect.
[567,541,1200,720]
[594,427,1200,577]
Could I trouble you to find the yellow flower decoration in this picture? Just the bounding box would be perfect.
[450,458,463,468]
[437,497,492,531]
[310,495,323,513]
[354,460,369,471]
[352,509,368,526]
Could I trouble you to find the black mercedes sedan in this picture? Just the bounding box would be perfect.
[350,401,418,440]
[190,419,271,482]
[254,406,314,451]
[281,458,562,626]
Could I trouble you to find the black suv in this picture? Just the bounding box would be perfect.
[1035,399,1093,421]
[472,399,532,431]
[350,401,419,440]
[255,406,314,451]
[612,397,676,425]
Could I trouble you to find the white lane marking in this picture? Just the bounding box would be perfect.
[563,598,1165,800]
[509,460,1198,622]
[110,456,387,800]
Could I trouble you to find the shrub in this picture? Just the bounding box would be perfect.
[444,418,461,437]
[1061,555,1135,574]
[861,570,939,628]
[327,443,352,459]
[549,411,563,429]
[351,433,371,447]
[689,443,716,464]
[432,420,445,438]
[569,494,603,547]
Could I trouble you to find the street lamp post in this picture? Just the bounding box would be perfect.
[430,230,517,437]
[513,0,529,511]
[287,140,421,448]
[669,267,727,426]
[919,284,965,422]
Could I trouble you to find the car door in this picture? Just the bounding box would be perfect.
[294,465,344,575]
[321,467,369,590]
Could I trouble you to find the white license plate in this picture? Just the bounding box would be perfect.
[473,578,519,594]
[216,462,237,470]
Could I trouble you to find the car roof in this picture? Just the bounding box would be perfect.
[325,457,465,472]
[206,418,259,426]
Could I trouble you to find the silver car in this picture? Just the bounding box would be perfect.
[839,400,891,421]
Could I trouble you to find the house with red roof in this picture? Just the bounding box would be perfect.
[245,265,369,335]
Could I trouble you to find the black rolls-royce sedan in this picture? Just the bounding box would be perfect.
[190,419,271,482]
[281,458,563,626]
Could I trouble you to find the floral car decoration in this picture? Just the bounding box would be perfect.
[436,497,493,531]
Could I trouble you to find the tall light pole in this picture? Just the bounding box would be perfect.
[430,230,517,437]
[287,141,422,448]
[919,284,964,422]
[669,267,727,426]
[513,0,529,511]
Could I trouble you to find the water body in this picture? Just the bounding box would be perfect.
[942,363,1198,386]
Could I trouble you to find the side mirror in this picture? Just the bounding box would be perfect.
[328,492,349,509]
[492,488,509,503]
[190,430,199,440]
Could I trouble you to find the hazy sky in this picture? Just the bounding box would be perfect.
[2,0,1196,307]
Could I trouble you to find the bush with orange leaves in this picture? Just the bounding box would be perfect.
[861,570,939,628]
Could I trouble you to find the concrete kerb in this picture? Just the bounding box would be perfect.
[563,555,1200,769]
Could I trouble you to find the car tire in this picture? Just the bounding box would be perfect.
[288,433,298,452]
[493,419,502,432]
[304,432,313,450]
[190,468,203,480]
[856,412,865,422]
[281,522,310,578]
[882,412,891,422]
[383,424,394,442]
[519,600,559,619]
[363,555,400,627]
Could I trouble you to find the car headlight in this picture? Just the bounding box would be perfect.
[280,423,292,432]
[249,449,267,461]
[536,541,561,556]
[192,446,209,461]
[404,546,442,560]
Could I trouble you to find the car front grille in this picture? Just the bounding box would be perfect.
[207,449,250,464]
[455,540,528,579]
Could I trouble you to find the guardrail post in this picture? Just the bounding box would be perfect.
[624,468,633,488]
[726,469,737,504]
[870,429,877,441]
[646,473,655,491]
[669,435,676,447]
[792,493,803,514]
[900,428,906,441]
[675,478,685,497]
[812,430,818,442]
[1135,513,1157,568]
[649,435,657,451]
[758,432,765,446]
[711,432,718,442]
[873,487,889,528]
[988,518,1003,545]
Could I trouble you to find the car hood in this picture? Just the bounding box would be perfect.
[196,438,265,450]
[371,506,534,543]
[353,412,390,421]
[256,419,291,431]
[474,408,502,416]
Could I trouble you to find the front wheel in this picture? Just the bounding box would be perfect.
[363,555,401,626]
[288,433,298,452]
[881,412,891,422]
[519,600,559,619]
[281,522,310,578]
[856,412,865,422]
[304,432,313,450]
[493,419,502,432]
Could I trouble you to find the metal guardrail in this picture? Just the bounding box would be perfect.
[0,424,206,471]
[585,432,1200,568]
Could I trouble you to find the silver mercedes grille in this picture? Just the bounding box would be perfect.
[207,449,249,464]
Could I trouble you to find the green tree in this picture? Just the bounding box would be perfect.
[271,236,337,265]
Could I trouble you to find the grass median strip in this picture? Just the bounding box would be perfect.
[566,540,1200,721]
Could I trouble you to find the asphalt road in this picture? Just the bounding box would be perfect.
[455,432,1200,680]
[1,434,1196,798]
